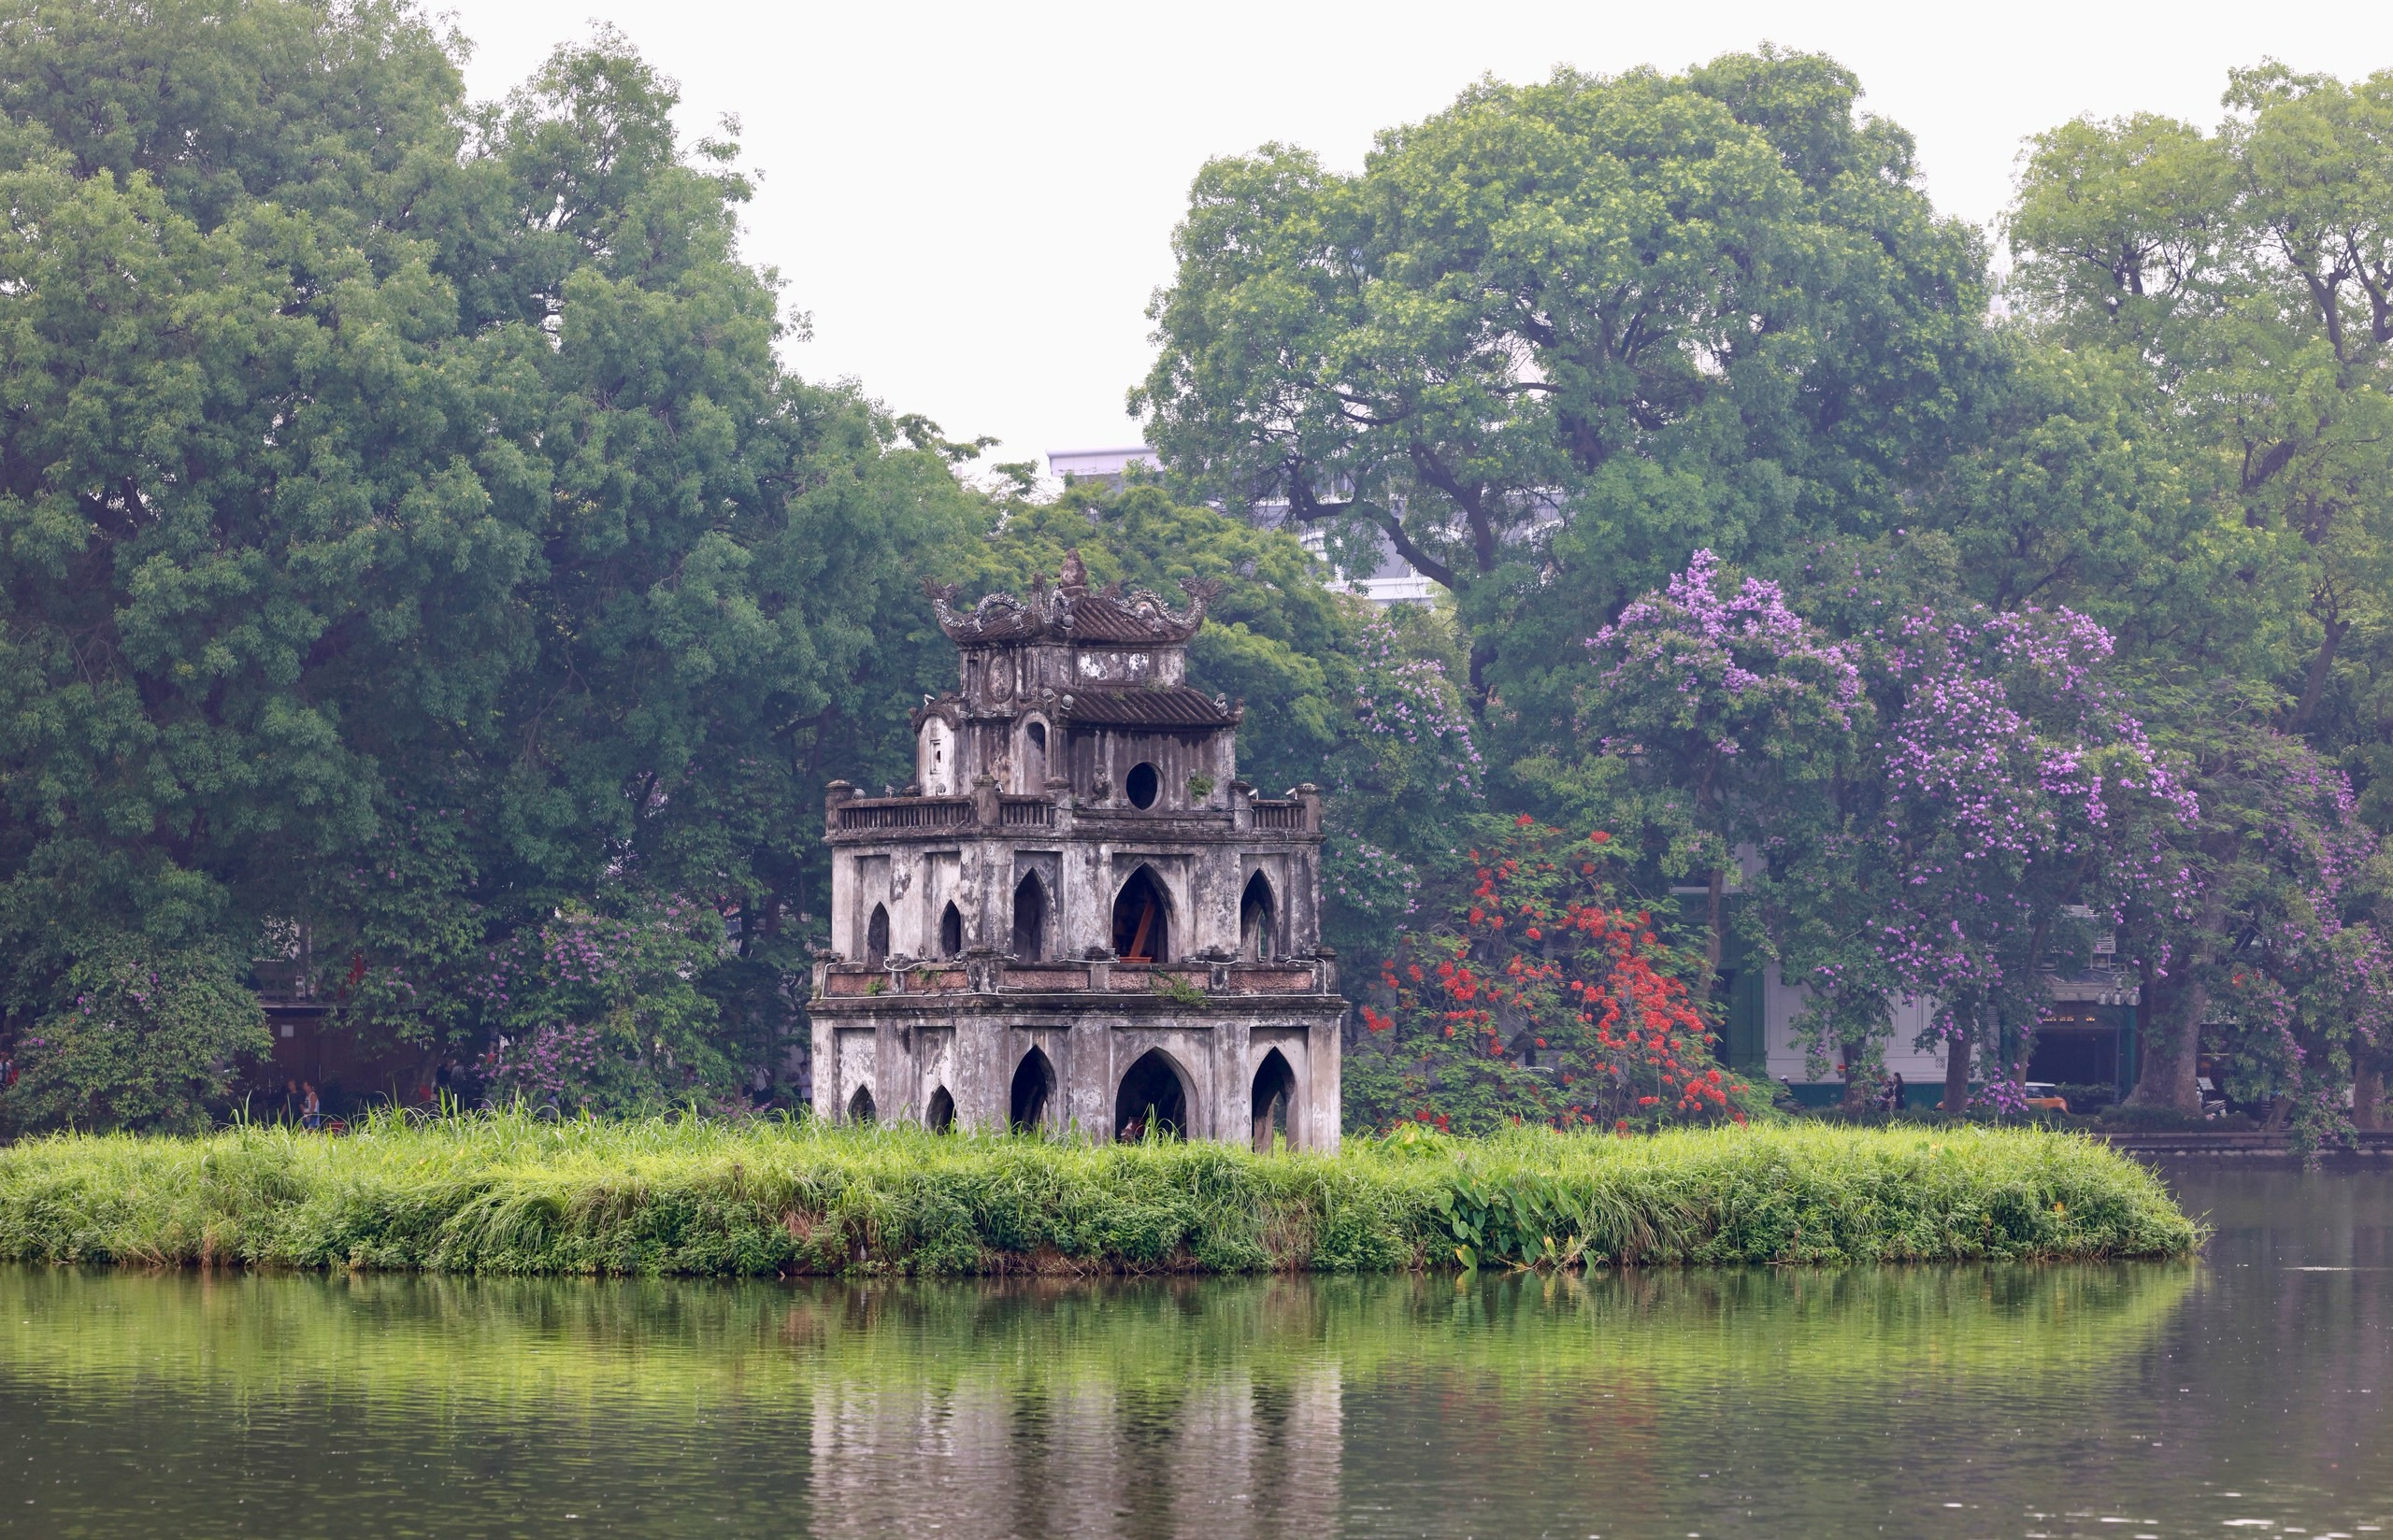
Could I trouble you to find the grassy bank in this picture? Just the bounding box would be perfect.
[0,1116,2200,1275]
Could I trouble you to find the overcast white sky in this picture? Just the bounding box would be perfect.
[440,0,2393,478]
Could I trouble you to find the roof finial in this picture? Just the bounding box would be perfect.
[1057,548,1089,597]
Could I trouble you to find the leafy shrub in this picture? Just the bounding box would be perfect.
[471,897,738,1114]
[2097,1104,2257,1132]
[3,945,269,1135]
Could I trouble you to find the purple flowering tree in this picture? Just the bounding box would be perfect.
[470,894,737,1113]
[1581,550,1868,991]
[1583,556,2202,1111]
[1866,605,2197,1110]
[2125,717,2392,1142]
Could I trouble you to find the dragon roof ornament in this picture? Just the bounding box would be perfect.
[925,551,1224,646]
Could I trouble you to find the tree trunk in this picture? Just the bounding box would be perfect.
[2355,1063,2383,1132]
[1703,865,1727,1004]
[2126,892,2224,1115]
[1839,1040,1871,1113]
[2289,613,2348,732]
[2125,968,2204,1114]
[1942,1034,1970,1114]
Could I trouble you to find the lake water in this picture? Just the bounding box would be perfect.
[0,1162,2382,1538]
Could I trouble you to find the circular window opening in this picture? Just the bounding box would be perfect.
[1125,762,1160,808]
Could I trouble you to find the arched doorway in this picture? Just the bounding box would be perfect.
[1011,873,1048,961]
[1111,866,1170,963]
[1010,1047,1055,1134]
[925,1086,955,1134]
[865,904,890,968]
[939,902,963,959]
[1250,1048,1297,1153]
[1114,1048,1189,1141]
[848,1084,877,1125]
[1240,871,1277,962]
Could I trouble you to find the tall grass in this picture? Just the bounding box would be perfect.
[0,1114,2199,1275]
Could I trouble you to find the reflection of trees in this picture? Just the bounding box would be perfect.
[0,1261,2200,1537]
[0,1262,2190,1408]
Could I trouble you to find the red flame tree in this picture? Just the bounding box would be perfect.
[1345,814,1752,1134]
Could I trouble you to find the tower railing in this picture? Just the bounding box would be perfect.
[832,797,974,833]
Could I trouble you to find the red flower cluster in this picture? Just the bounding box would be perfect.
[1349,819,1750,1134]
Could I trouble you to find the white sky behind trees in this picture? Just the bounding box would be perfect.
[444,0,2393,481]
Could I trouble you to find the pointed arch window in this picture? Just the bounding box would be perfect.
[1240,871,1277,962]
[939,902,963,959]
[1011,872,1049,961]
[865,904,890,968]
[1111,866,1170,963]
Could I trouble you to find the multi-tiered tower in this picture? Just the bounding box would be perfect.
[810,553,1343,1149]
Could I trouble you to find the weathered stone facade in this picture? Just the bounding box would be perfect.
[810,553,1344,1149]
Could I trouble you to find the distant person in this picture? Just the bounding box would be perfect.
[750,1065,771,1109]
[1889,1072,1906,1112]
[282,1078,301,1123]
[301,1082,322,1131]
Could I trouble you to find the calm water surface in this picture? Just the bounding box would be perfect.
[0,1162,2383,1538]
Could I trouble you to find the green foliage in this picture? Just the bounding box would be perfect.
[474,896,737,1113]
[2,944,269,1134]
[1139,47,1991,731]
[0,1115,2197,1274]
[0,0,986,1125]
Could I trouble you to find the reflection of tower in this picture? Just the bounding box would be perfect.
[810,552,1344,1148]
[805,1365,1342,1540]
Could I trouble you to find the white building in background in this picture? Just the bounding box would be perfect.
[1046,446,1437,606]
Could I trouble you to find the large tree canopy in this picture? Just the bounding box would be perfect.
[1136,49,1990,717]
[0,0,982,1120]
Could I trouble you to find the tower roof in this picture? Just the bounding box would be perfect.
[924,552,1222,647]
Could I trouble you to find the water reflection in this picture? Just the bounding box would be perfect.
[0,1166,2381,1538]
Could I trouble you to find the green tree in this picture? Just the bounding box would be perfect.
[0,0,984,1123]
[1136,48,1990,734]
[4,943,269,1134]
[2009,68,2393,748]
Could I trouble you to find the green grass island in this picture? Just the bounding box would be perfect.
[0,1117,2199,1276]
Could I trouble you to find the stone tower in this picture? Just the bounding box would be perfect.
[810,553,1343,1149]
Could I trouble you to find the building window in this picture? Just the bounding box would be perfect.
[1011,873,1048,961]
[1111,866,1170,962]
[1022,720,1048,790]
[1240,871,1276,962]
[939,902,963,959]
[1125,761,1160,808]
